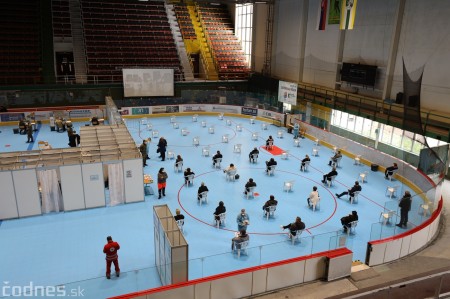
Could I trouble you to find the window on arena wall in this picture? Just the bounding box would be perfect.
[236,3,253,67]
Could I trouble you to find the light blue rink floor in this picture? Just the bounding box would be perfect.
[0,116,431,298]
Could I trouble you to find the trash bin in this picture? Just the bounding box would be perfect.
[371,164,379,171]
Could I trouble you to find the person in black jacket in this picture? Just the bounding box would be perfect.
[212,150,223,167]
[184,167,195,185]
[341,211,358,232]
[244,178,256,195]
[397,191,412,228]
[385,163,398,179]
[214,201,226,221]
[281,217,305,236]
[157,137,168,161]
[266,158,277,173]
[262,195,278,216]
[322,167,338,184]
[68,131,80,147]
[300,154,310,171]
[197,182,209,201]
[336,181,362,200]
[249,147,259,162]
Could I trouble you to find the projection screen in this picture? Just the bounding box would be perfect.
[123,69,174,97]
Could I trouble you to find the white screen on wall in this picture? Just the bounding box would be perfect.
[278,81,298,105]
[123,69,174,97]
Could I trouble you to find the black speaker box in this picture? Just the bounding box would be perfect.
[395,92,403,104]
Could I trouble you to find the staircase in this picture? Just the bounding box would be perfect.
[187,5,218,80]
[165,3,194,81]
[68,0,88,84]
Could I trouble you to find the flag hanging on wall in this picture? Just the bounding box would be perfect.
[340,0,358,30]
[328,0,341,25]
[317,0,328,30]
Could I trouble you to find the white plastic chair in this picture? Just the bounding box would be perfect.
[283,180,294,192]
[290,229,303,245]
[419,203,431,216]
[181,128,188,136]
[201,120,206,127]
[174,161,183,172]
[387,170,397,181]
[202,146,210,157]
[235,240,249,258]
[312,147,319,156]
[277,130,284,138]
[152,130,159,138]
[234,144,242,153]
[226,119,232,126]
[222,134,229,143]
[326,175,337,187]
[216,212,226,228]
[192,114,198,122]
[359,171,368,183]
[198,191,208,205]
[385,185,399,198]
[347,221,358,235]
[146,124,153,131]
[250,153,258,163]
[354,155,361,165]
[281,150,289,160]
[176,219,184,232]
[218,113,224,120]
[213,158,222,169]
[311,197,321,212]
[226,169,237,181]
[314,139,320,146]
[186,174,195,186]
[301,160,310,172]
[246,186,255,199]
[261,123,268,130]
[172,122,179,129]
[170,116,176,123]
[167,150,175,160]
[294,139,301,147]
[193,136,200,146]
[250,116,256,124]
[350,191,360,204]
[251,132,259,141]
[332,156,342,168]
[265,205,277,220]
[140,118,148,125]
[380,210,395,225]
[208,126,215,134]
[267,165,276,176]
[236,124,242,132]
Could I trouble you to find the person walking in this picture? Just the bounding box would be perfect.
[157,167,168,199]
[397,191,412,228]
[103,236,120,279]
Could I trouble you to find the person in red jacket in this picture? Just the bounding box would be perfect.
[103,236,120,279]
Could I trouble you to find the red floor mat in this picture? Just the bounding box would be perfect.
[260,145,285,156]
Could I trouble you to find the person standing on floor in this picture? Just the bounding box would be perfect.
[145,137,151,159]
[397,191,412,228]
[26,123,33,143]
[139,140,148,167]
[293,122,300,139]
[157,167,168,199]
[236,208,250,231]
[103,236,120,279]
[157,137,167,161]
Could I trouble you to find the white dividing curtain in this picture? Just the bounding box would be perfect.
[38,169,63,213]
[108,162,125,206]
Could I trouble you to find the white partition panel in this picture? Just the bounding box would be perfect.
[267,261,305,291]
[123,159,144,203]
[211,273,252,299]
[252,269,268,295]
[400,235,412,258]
[409,227,430,252]
[82,163,106,208]
[0,171,18,219]
[304,256,327,282]
[13,169,41,217]
[368,243,387,266]
[194,282,211,299]
[146,285,194,299]
[384,239,402,263]
[60,165,85,211]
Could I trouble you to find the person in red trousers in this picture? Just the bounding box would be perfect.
[103,236,120,279]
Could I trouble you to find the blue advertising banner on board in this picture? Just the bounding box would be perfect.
[241,107,258,116]
[0,113,25,122]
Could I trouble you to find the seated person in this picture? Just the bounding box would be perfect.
[68,131,81,147]
[244,178,256,195]
[67,126,74,137]
[214,201,226,221]
[174,209,185,222]
[341,211,358,232]
[322,167,338,184]
[248,147,259,162]
[300,154,310,171]
[266,158,277,173]
[262,195,278,216]
[231,229,249,251]
[223,163,237,175]
[55,118,65,132]
[328,150,342,166]
[212,150,223,166]
[197,182,209,201]
[18,119,26,134]
[91,116,99,126]
[184,168,195,185]
[385,163,398,179]
[175,155,183,169]
[281,217,306,236]
[336,181,362,200]
[307,186,320,207]
[41,141,52,150]
[265,135,274,149]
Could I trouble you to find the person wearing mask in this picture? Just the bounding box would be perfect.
[397,191,412,228]
[236,208,250,231]
[103,236,120,279]
[197,182,209,201]
[336,181,362,200]
[281,217,306,236]
[157,168,168,199]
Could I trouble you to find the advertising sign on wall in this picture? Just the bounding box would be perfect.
[131,107,150,115]
[210,105,240,114]
[181,105,207,112]
[241,107,258,116]
[278,81,298,105]
[0,113,25,122]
